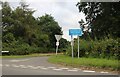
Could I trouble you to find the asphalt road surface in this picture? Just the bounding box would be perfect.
[1,56,118,75]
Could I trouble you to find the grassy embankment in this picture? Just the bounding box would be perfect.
[48,55,119,71]
[0,53,56,58]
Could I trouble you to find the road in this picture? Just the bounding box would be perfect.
[1,56,118,75]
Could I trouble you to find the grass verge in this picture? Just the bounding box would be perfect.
[0,53,56,58]
[48,55,119,71]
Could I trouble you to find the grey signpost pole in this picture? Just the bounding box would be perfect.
[55,35,62,56]
[56,42,59,55]
[69,29,82,58]
[78,35,79,58]
[71,36,74,58]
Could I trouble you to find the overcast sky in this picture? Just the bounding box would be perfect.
[6,0,86,41]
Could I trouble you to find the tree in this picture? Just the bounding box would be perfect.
[37,14,63,48]
[76,2,120,39]
[59,38,69,49]
[2,33,15,43]
[2,1,65,54]
[11,1,38,45]
[2,2,13,33]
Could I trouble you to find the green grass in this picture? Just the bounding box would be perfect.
[48,55,119,71]
[0,53,56,58]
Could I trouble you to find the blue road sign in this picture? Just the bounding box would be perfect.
[69,29,83,36]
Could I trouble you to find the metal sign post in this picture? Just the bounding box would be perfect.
[78,36,80,58]
[55,41,59,56]
[55,35,62,55]
[71,36,74,58]
[69,29,83,58]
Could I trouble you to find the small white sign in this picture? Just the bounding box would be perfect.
[56,42,59,46]
[71,41,74,46]
[1,51,9,53]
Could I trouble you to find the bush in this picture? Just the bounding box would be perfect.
[2,40,51,55]
[66,37,119,59]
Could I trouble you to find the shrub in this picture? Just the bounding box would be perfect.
[66,37,119,59]
[2,40,50,55]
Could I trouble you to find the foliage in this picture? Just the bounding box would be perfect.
[59,38,69,49]
[37,14,63,48]
[2,33,15,43]
[66,37,120,60]
[74,2,120,60]
[76,2,120,39]
[2,1,68,55]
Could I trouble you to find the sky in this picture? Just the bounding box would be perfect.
[3,0,86,41]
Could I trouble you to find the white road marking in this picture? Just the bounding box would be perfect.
[83,70,95,73]
[27,65,34,68]
[12,64,20,68]
[10,59,29,62]
[47,67,56,69]
[10,60,19,62]
[3,64,109,74]
[53,68,63,71]
[73,68,79,69]
[28,65,40,69]
[20,66,28,68]
[19,65,28,68]
[19,65,25,67]
[27,66,37,69]
[31,66,45,69]
[31,67,39,69]
[4,64,10,67]
[68,69,78,72]
[40,67,48,70]
[36,66,44,68]
[0,64,2,67]
[73,68,81,70]
[60,67,69,70]
[100,71,109,73]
